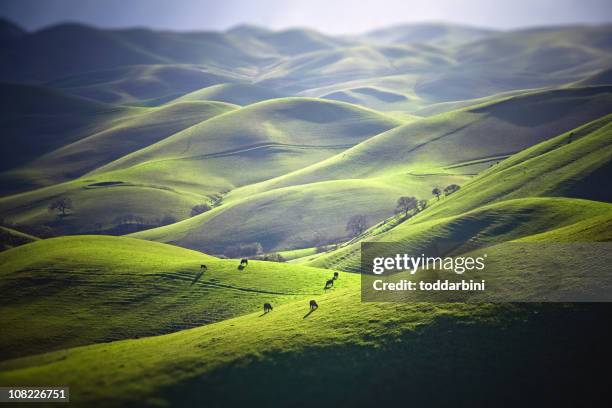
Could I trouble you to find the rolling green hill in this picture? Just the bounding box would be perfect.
[125,87,612,254]
[232,86,612,199]
[0,82,132,193]
[50,65,245,105]
[0,235,343,359]
[90,97,403,195]
[257,44,454,94]
[130,175,467,254]
[305,114,612,270]
[0,98,402,236]
[0,100,237,193]
[307,197,612,271]
[1,283,608,406]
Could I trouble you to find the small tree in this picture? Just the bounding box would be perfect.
[444,184,461,196]
[395,196,418,218]
[418,199,428,211]
[48,197,73,216]
[346,215,368,238]
[190,203,211,217]
[432,187,442,201]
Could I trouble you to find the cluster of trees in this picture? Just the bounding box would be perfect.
[257,253,286,262]
[432,184,461,200]
[346,215,368,238]
[113,214,177,227]
[395,196,428,219]
[224,242,264,258]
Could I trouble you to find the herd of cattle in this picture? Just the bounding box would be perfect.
[198,259,340,314]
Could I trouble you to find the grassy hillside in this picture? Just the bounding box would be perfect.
[0,23,279,83]
[131,174,467,254]
[0,100,237,193]
[232,86,612,200]
[415,25,612,101]
[125,87,611,254]
[308,197,612,271]
[0,83,130,178]
[305,114,612,270]
[50,65,244,105]
[0,235,343,359]
[0,98,402,236]
[257,44,454,94]
[1,288,609,406]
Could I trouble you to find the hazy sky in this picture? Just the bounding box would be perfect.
[2,0,611,33]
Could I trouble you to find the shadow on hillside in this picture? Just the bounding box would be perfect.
[191,271,203,285]
[303,309,316,319]
[155,304,612,407]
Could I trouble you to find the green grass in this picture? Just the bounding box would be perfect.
[130,176,467,254]
[1,287,609,406]
[0,235,346,359]
[305,114,612,270]
[1,100,237,192]
[0,98,402,236]
[0,82,131,188]
[308,197,612,271]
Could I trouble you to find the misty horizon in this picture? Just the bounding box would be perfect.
[1,0,611,35]
[4,17,612,36]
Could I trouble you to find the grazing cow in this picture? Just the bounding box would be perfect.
[309,300,318,310]
[200,264,207,271]
[263,303,273,313]
[333,271,339,280]
[324,279,334,290]
[240,258,248,266]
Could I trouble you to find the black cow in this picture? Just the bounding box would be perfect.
[200,264,207,271]
[324,279,334,290]
[309,300,318,310]
[263,303,273,313]
[240,258,248,266]
[333,271,339,279]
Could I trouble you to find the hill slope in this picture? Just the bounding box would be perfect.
[0,235,341,359]
[0,286,608,406]
[0,82,129,179]
[232,86,612,200]
[0,98,402,237]
[306,114,612,270]
[0,100,237,193]
[50,65,244,105]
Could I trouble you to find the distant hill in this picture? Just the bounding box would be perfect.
[361,22,495,47]
[0,98,401,235]
[307,114,612,271]
[172,83,284,105]
[0,100,237,193]
[0,82,128,176]
[49,65,244,105]
[137,86,612,253]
